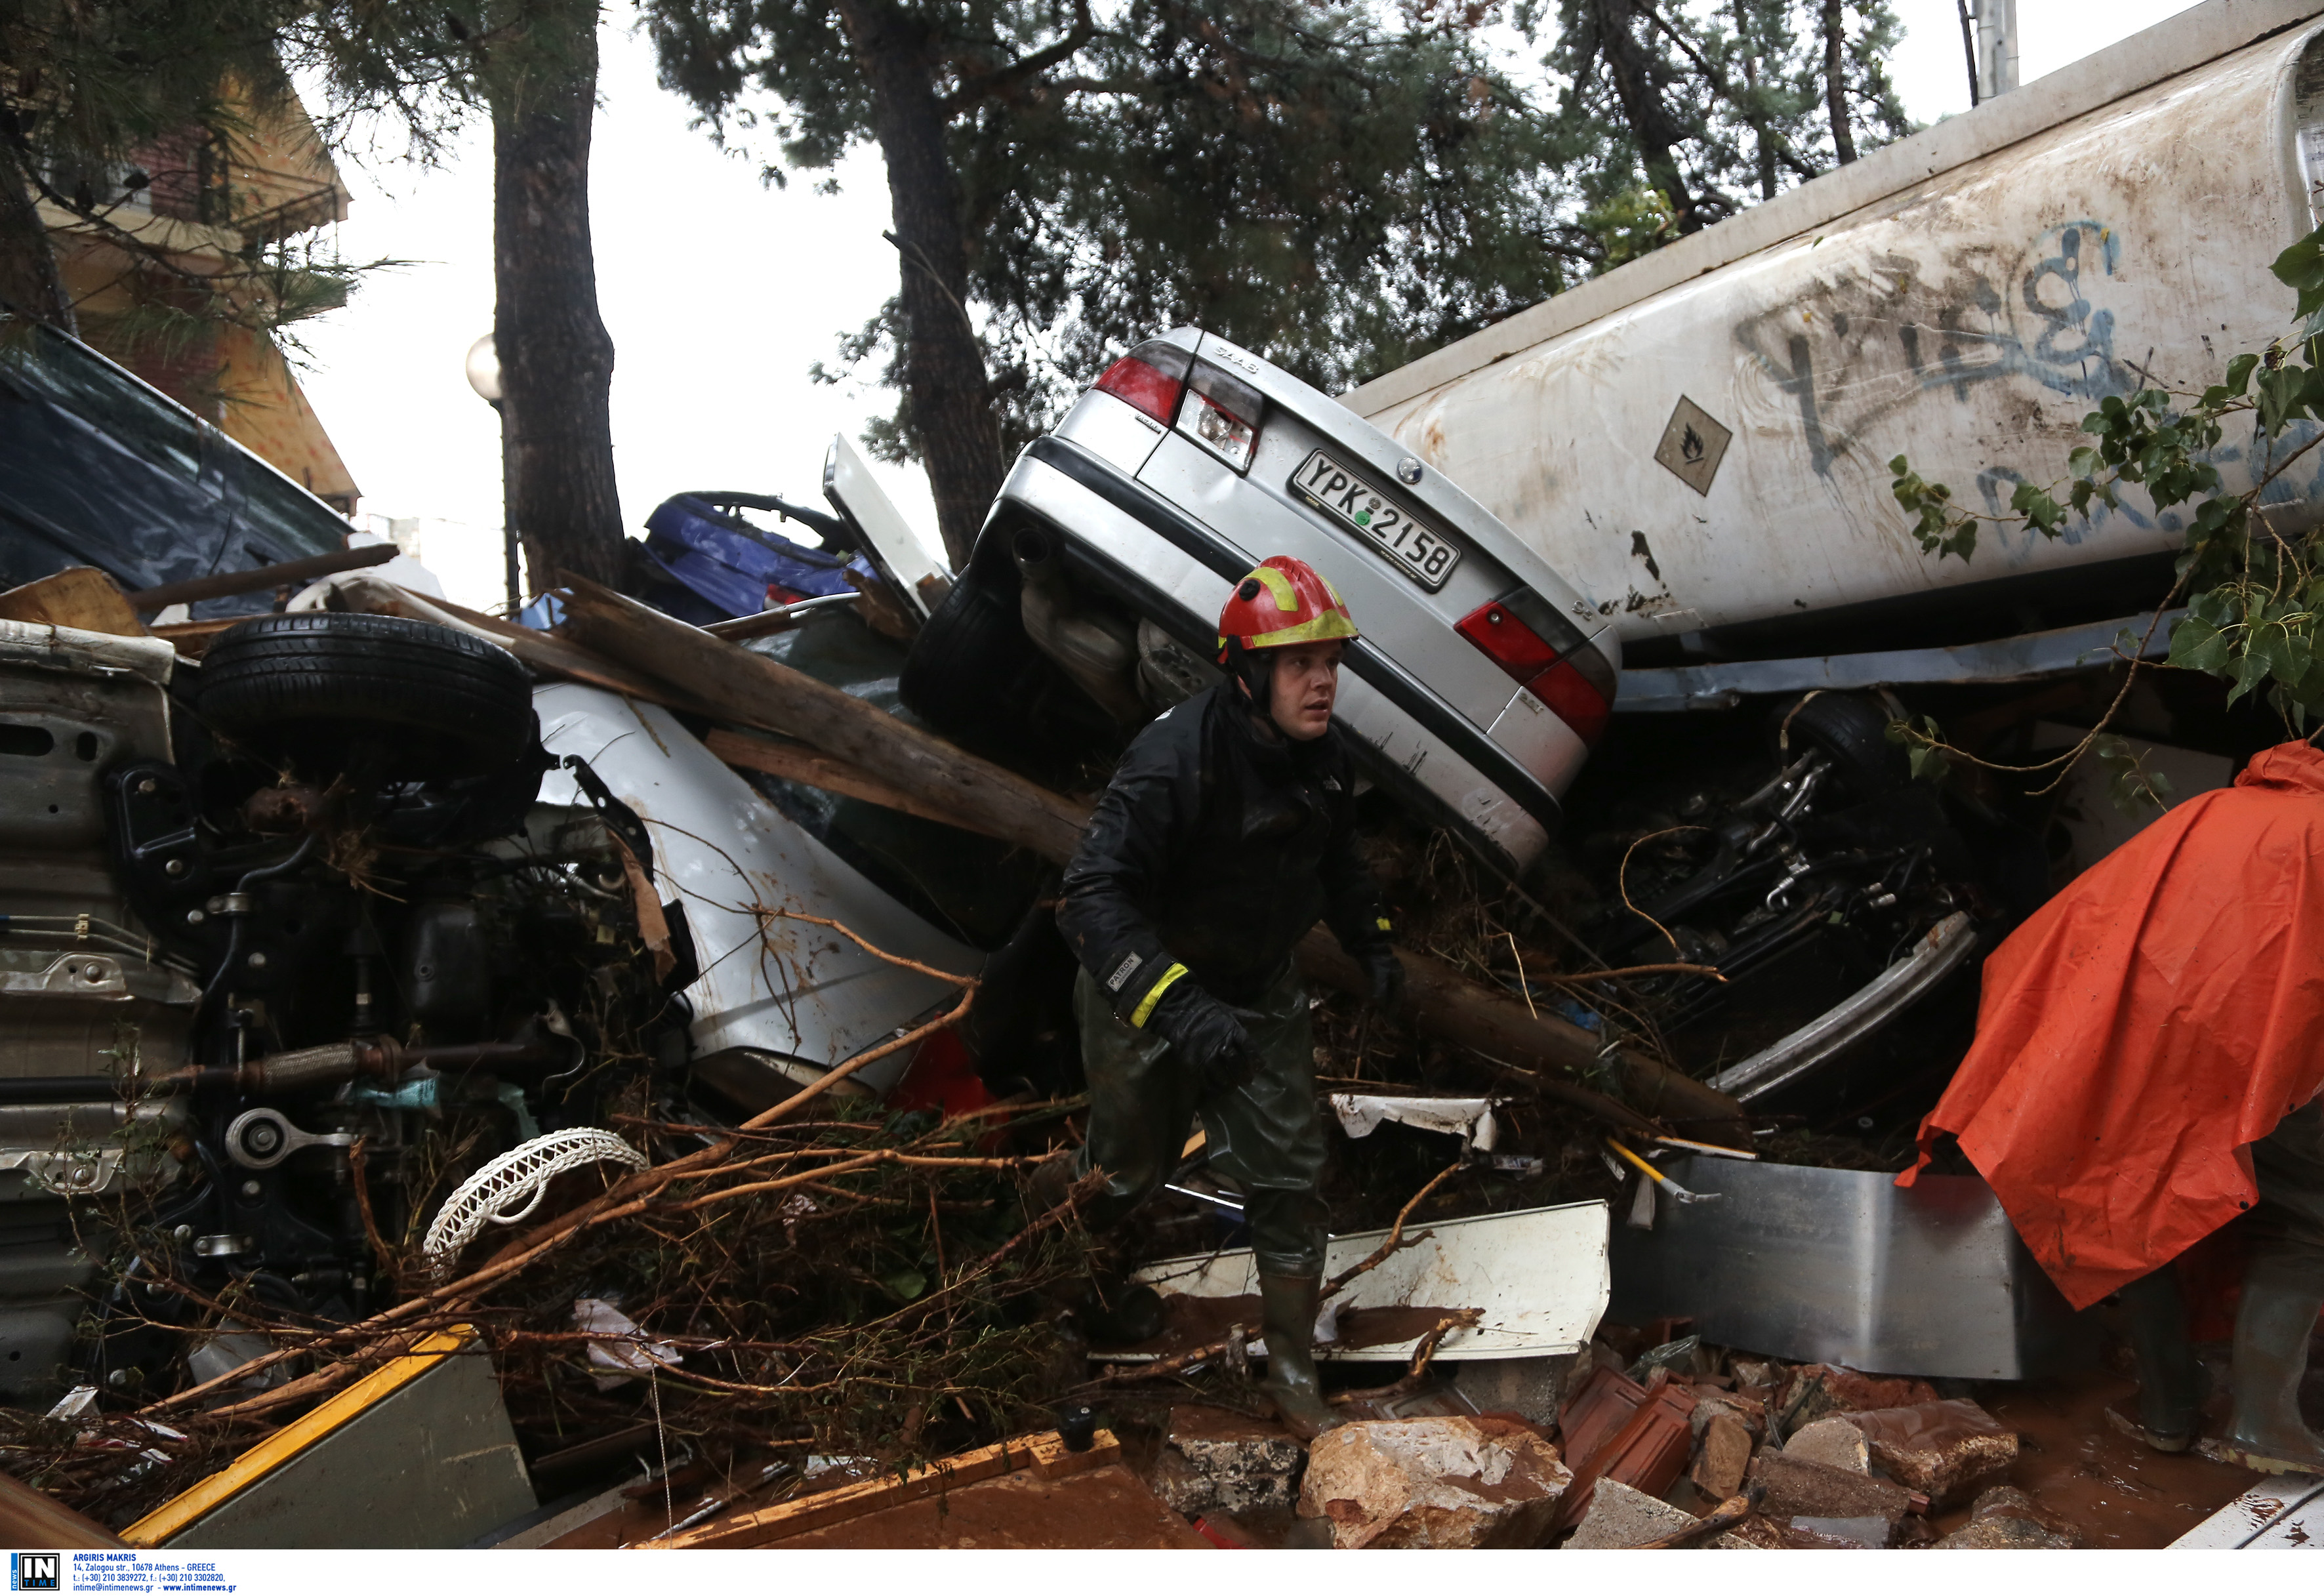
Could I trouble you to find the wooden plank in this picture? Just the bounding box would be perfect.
[657,1429,1118,1550]
[150,618,241,657]
[125,544,394,611]
[320,573,730,720]
[1027,1428,1121,1480]
[0,567,148,637]
[704,728,1008,836]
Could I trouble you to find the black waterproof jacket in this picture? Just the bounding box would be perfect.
[1057,685,1392,1022]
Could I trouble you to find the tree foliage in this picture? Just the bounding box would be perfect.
[648,0,1601,555]
[647,0,1915,550]
[1536,0,1909,243]
[1887,221,2324,811]
[0,1,597,348]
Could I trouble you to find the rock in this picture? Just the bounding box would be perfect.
[1936,1515,2076,1549]
[1730,1359,1777,1390]
[1749,1450,1912,1524]
[1455,1353,1578,1425]
[1690,1391,1766,1441]
[1296,1416,1572,1549]
[1791,1515,1893,1546]
[1783,1415,1870,1473]
[1690,1412,1755,1500]
[1563,1478,1698,1549]
[1778,1364,1941,1433]
[1931,1484,2078,1549]
[1152,1404,1305,1517]
[1713,1514,1858,1550]
[1841,1399,2018,1505]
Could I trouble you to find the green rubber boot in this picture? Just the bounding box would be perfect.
[2115,1266,2205,1451]
[1257,1273,1345,1441]
[2220,1253,2324,1474]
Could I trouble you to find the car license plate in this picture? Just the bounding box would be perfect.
[1290,450,1461,591]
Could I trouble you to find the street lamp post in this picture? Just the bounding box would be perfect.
[464,333,521,615]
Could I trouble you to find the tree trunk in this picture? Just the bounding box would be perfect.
[832,0,1004,571]
[0,133,76,334]
[1734,0,1776,201]
[491,1,626,595]
[1590,0,1705,233]
[1822,0,1858,165]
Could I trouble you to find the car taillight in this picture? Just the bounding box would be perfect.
[1093,340,1192,424]
[1175,359,1265,473]
[1456,590,1617,747]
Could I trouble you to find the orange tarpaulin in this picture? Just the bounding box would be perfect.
[1901,739,2324,1311]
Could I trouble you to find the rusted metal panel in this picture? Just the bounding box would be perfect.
[1360,18,2324,648]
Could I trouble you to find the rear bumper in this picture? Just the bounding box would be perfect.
[998,436,1572,869]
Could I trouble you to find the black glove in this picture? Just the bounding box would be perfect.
[1147,981,1257,1097]
[1362,947,1406,1013]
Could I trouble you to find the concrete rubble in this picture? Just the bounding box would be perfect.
[1781,1415,1871,1473]
[1150,1405,1305,1517]
[1839,1399,2020,1505]
[1687,1412,1754,1499]
[1563,1478,1697,1549]
[1933,1486,2079,1549]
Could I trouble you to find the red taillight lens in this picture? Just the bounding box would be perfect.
[1534,657,1614,745]
[1456,592,1616,747]
[1094,355,1182,423]
[1455,601,1560,679]
[1093,339,1192,424]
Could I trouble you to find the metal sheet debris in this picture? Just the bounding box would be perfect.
[1608,1158,2091,1380]
[2169,1474,2324,1548]
[124,1330,535,1549]
[1130,1200,1610,1362]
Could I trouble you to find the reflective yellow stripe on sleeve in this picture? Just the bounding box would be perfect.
[1130,962,1189,1028]
[1376,917,1393,932]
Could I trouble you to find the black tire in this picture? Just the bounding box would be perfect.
[901,576,1048,751]
[197,613,533,780]
[1768,691,1909,803]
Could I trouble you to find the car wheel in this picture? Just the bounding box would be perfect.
[197,613,533,780]
[1768,690,1909,803]
[900,574,1044,748]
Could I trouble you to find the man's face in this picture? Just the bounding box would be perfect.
[1265,640,1343,740]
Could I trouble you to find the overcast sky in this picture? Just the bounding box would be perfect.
[294,0,2206,610]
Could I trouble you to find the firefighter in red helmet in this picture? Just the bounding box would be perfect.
[1054,556,1402,1437]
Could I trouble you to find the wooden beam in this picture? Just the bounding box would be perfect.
[556,575,1091,863]
[704,728,1012,837]
[125,544,395,611]
[321,573,730,720]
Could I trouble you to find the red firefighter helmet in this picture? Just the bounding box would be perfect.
[1215,556,1360,664]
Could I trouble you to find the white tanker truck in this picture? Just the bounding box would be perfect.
[1352,0,2324,710]
[1338,0,2324,1105]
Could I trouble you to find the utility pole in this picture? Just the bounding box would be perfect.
[1970,0,2019,102]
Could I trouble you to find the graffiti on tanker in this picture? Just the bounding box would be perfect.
[1735,222,2130,481]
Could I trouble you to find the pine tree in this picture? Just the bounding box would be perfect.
[646,0,1584,565]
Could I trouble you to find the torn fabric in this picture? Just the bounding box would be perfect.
[1330,1094,1501,1152]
